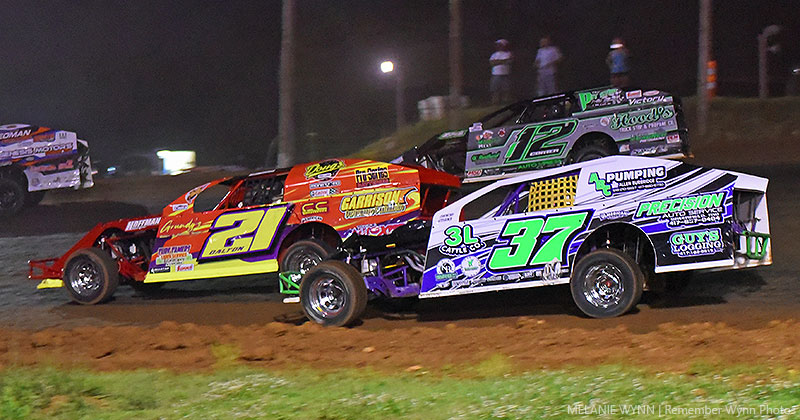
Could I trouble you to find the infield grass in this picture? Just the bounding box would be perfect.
[2,359,799,419]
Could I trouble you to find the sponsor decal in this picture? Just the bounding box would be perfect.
[666,133,681,143]
[339,187,415,219]
[310,188,337,198]
[301,201,328,216]
[349,222,404,236]
[476,137,496,148]
[304,159,344,180]
[498,128,506,137]
[643,90,660,96]
[155,245,192,266]
[588,166,666,197]
[0,143,73,160]
[541,259,562,282]
[354,165,390,188]
[577,88,624,110]
[0,128,33,140]
[596,209,632,221]
[33,133,55,143]
[439,224,485,256]
[185,183,209,203]
[159,218,204,236]
[465,169,482,178]
[309,180,341,190]
[669,228,724,258]
[150,266,170,274]
[460,255,482,277]
[125,217,162,231]
[609,106,675,132]
[625,90,642,99]
[176,263,195,272]
[301,216,323,222]
[435,258,457,281]
[631,145,669,156]
[468,122,483,132]
[635,191,726,227]
[470,151,501,164]
[630,132,667,143]
[171,203,189,212]
[629,95,667,106]
[438,129,467,140]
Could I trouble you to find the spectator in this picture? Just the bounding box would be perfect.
[490,39,513,104]
[606,37,631,88]
[534,36,563,96]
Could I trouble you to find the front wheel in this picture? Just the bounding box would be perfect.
[280,239,334,274]
[570,248,643,318]
[0,178,25,216]
[300,260,367,327]
[63,248,119,305]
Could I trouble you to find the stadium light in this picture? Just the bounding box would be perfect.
[380,60,394,73]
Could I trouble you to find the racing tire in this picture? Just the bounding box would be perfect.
[570,248,644,318]
[300,260,367,327]
[0,177,26,217]
[572,144,612,163]
[63,247,120,305]
[280,239,334,274]
[23,190,46,207]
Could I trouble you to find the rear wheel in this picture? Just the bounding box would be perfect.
[63,248,119,305]
[300,260,367,327]
[570,248,643,318]
[0,178,25,216]
[572,144,612,162]
[281,239,334,274]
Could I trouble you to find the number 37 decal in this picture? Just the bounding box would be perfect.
[487,211,591,272]
[199,206,289,260]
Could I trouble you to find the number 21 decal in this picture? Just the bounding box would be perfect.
[488,211,590,272]
[200,206,289,260]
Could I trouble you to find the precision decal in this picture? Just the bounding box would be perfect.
[635,192,724,218]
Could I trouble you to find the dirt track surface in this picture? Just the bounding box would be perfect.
[0,163,798,372]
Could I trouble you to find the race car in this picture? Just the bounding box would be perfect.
[397,87,689,183]
[0,123,94,216]
[28,159,460,304]
[290,156,771,326]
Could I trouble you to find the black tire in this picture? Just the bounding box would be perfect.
[23,190,46,207]
[280,239,334,274]
[573,144,612,163]
[300,260,367,327]
[570,248,644,318]
[0,177,26,216]
[63,248,119,305]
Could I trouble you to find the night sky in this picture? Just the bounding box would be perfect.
[2,1,798,168]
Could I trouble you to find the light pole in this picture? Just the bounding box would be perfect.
[381,60,406,130]
[758,25,781,99]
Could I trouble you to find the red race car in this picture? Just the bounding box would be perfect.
[29,159,460,304]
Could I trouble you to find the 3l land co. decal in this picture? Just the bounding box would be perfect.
[339,187,415,219]
[588,166,666,197]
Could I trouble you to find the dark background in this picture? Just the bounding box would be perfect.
[1,0,798,168]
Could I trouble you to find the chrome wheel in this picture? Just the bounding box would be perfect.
[293,251,323,274]
[68,260,102,298]
[583,263,625,309]
[308,276,347,318]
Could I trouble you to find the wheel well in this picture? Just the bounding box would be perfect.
[0,166,29,189]
[574,222,656,288]
[278,222,341,260]
[569,132,617,160]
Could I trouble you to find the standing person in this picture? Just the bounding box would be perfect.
[606,37,631,88]
[534,36,563,96]
[489,39,513,104]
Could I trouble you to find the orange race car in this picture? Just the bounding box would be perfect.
[29,159,460,304]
